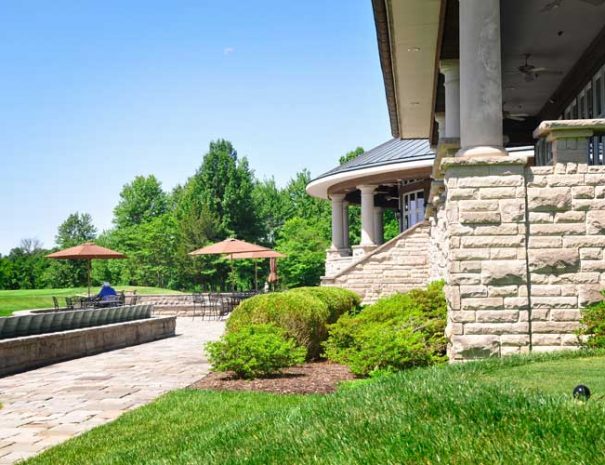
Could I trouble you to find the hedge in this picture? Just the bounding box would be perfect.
[288,287,360,323]
[227,292,329,359]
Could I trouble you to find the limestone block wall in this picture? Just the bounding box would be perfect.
[443,158,605,361]
[429,202,448,281]
[321,223,431,304]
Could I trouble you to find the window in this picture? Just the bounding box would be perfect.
[402,190,425,231]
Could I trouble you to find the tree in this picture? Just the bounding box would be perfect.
[179,140,261,241]
[253,177,290,245]
[339,147,364,165]
[48,213,97,287]
[56,213,97,248]
[113,175,168,229]
[276,217,330,288]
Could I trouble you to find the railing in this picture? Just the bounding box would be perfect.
[534,138,553,166]
[533,119,605,166]
[588,132,605,166]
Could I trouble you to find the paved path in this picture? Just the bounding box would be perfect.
[0,318,225,464]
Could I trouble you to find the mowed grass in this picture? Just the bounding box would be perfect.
[25,350,605,465]
[0,287,183,317]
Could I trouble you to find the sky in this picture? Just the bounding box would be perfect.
[0,0,390,254]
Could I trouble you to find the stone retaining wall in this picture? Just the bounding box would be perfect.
[0,316,176,377]
[443,158,605,360]
[322,223,431,304]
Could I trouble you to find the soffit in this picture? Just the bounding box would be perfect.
[388,0,442,138]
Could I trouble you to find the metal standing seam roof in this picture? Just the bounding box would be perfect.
[314,138,435,181]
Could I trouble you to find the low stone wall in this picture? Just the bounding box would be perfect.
[322,222,431,304]
[443,158,605,360]
[137,294,194,315]
[0,316,176,377]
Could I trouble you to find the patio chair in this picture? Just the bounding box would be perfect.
[192,292,204,318]
[65,297,75,310]
[52,296,61,310]
[129,294,138,306]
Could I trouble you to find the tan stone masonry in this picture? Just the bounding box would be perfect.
[321,223,431,304]
[443,158,605,360]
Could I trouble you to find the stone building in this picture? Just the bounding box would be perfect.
[307,0,605,360]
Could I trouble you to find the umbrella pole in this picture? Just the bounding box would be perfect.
[254,261,258,291]
[87,259,91,297]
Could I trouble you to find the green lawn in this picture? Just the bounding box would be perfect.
[24,350,605,465]
[0,287,183,317]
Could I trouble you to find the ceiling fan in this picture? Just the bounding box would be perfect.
[503,111,530,122]
[518,54,563,82]
[540,0,605,13]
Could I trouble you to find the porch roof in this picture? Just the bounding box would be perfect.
[306,138,434,200]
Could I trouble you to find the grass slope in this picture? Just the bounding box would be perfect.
[25,351,605,465]
[0,287,183,317]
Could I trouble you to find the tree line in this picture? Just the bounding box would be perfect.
[0,140,391,292]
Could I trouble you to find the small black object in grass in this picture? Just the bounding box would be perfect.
[573,384,591,401]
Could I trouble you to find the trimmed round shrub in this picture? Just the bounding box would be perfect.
[227,292,330,359]
[205,324,306,379]
[323,280,447,376]
[288,287,361,323]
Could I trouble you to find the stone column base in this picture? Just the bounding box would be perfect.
[352,244,377,257]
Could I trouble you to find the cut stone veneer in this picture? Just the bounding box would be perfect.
[321,223,430,304]
[443,157,605,361]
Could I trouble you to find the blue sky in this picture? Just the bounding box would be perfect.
[0,1,390,254]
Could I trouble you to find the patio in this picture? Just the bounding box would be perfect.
[0,318,224,464]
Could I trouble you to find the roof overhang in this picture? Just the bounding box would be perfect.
[306,159,434,200]
[373,0,443,139]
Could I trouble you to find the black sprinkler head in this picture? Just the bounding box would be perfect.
[573,384,591,401]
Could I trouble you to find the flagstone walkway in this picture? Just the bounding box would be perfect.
[0,318,225,464]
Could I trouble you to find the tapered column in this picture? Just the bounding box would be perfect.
[374,207,384,245]
[330,193,346,250]
[342,201,350,249]
[457,0,507,158]
[440,60,460,139]
[358,185,377,247]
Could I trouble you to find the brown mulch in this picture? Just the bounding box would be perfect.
[189,361,356,395]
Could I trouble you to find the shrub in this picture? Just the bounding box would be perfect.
[578,293,605,348]
[227,292,330,359]
[205,324,306,379]
[323,281,447,376]
[288,287,361,323]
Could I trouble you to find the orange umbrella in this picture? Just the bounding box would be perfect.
[47,242,126,296]
[229,250,285,290]
[189,239,284,290]
[188,238,270,258]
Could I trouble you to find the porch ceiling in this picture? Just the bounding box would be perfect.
[501,0,605,118]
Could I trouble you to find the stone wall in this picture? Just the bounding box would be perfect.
[321,222,431,304]
[429,198,448,281]
[0,316,176,377]
[443,158,605,360]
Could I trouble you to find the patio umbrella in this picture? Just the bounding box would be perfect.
[46,243,126,296]
[188,238,270,258]
[229,249,285,290]
[189,239,284,290]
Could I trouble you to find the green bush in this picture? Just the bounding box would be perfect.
[205,324,306,379]
[227,292,330,359]
[288,287,361,323]
[323,281,447,376]
[578,293,605,348]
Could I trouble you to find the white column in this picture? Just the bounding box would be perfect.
[440,60,460,139]
[458,0,507,158]
[342,201,350,249]
[330,193,346,250]
[358,185,377,246]
[374,207,384,246]
[435,113,446,140]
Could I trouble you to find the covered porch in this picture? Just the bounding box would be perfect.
[307,138,434,276]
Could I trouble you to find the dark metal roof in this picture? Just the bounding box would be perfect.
[315,139,435,180]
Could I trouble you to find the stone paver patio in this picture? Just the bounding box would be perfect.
[0,318,224,464]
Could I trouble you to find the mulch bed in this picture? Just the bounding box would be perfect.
[189,361,356,395]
